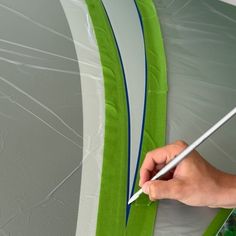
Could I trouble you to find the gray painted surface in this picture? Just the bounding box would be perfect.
[0,1,82,235]
[154,0,236,235]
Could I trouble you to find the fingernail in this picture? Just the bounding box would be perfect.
[142,183,149,194]
[139,179,142,187]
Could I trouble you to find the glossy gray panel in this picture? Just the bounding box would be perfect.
[0,1,82,235]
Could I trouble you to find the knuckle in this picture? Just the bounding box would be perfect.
[145,151,152,159]
[149,183,158,200]
[175,140,188,148]
[139,166,145,174]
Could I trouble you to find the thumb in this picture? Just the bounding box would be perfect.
[142,179,183,201]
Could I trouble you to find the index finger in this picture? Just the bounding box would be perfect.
[139,141,186,186]
[139,147,169,186]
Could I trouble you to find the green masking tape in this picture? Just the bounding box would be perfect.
[203,209,233,236]
[126,0,167,235]
[85,0,167,235]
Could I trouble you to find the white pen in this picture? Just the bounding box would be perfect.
[128,107,236,205]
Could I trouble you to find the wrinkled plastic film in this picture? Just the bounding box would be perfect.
[0,0,236,235]
[154,1,236,235]
[0,0,104,235]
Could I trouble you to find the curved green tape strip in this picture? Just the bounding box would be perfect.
[203,209,233,236]
[85,0,167,235]
[126,0,167,235]
[85,0,128,235]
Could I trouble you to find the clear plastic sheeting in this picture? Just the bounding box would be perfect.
[0,0,87,235]
[1,0,236,235]
[154,0,236,235]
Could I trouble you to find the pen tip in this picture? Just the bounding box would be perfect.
[128,197,133,205]
[128,196,135,205]
[128,189,143,205]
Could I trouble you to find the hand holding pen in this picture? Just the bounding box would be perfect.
[129,107,236,206]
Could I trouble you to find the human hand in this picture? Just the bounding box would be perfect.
[139,141,236,208]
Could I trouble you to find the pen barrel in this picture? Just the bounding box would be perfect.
[151,107,236,181]
[129,107,236,204]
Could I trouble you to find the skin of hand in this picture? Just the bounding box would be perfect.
[139,140,236,208]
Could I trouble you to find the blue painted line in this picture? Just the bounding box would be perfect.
[126,0,148,221]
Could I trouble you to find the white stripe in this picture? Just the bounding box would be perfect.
[219,0,236,6]
[102,0,146,199]
[60,1,105,236]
